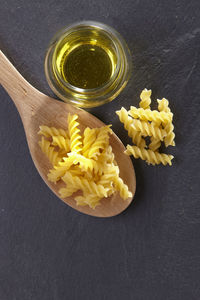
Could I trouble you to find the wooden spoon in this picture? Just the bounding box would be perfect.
[0,50,136,217]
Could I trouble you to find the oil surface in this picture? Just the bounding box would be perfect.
[60,44,113,89]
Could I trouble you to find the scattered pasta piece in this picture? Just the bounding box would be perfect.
[116,88,175,166]
[149,138,161,152]
[125,145,174,166]
[132,119,167,140]
[129,107,173,125]
[116,107,146,148]
[38,113,132,209]
[139,88,152,109]
[157,98,175,147]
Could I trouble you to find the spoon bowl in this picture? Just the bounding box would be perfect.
[0,50,136,217]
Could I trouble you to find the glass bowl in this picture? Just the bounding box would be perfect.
[44,21,132,108]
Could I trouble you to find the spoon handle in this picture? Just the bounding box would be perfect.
[0,50,35,109]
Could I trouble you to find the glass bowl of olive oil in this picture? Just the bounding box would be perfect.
[45,21,132,108]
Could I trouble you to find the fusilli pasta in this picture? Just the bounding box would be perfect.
[126,145,174,166]
[38,125,68,138]
[139,88,151,109]
[116,107,146,147]
[129,107,173,125]
[67,114,83,153]
[74,195,101,209]
[38,114,132,209]
[52,135,70,152]
[87,125,112,159]
[39,137,61,166]
[62,172,109,198]
[132,119,167,140]
[82,127,97,157]
[149,138,161,151]
[116,88,175,167]
[157,99,175,147]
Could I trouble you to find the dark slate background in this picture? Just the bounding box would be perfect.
[0,0,200,299]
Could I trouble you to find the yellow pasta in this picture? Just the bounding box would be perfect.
[98,164,131,199]
[126,145,174,166]
[74,195,102,209]
[98,164,119,187]
[114,177,133,200]
[149,138,161,152]
[59,153,104,175]
[82,127,97,157]
[99,145,115,164]
[63,153,94,172]
[67,165,83,177]
[139,88,152,109]
[157,98,175,147]
[67,113,83,153]
[139,90,162,151]
[59,186,79,198]
[38,114,132,209]
[39,137,61,166]
[116,107,146,148]
[132,119,167,140]
[157,98,171,113]
[129,107,173,125]
[52,135,70,152]
[48,166,71,183]
[62,172,109,198]
[38,125,68,138]
[116,88,175,166]
[87,125,112,159]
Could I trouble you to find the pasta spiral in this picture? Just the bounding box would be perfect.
[157,99,175,147]
[126,145,174,166]
[47,156,75,182]
[62,172,109,198]
[39,137,61,166]
[139,91,163,151]
[38,126,68,138]
[129,107,172,125]
[149,138,161,151]
[163,123,175,147]
[116,107,146,148]
[139,90,162,151]
[98,145,115,164]
[52,135,70,152]
[82,127,97,157]
[59,186,79,198]
[87,125,112,159]
[139,88,152,109]
[67,114,82,153]
[157,98,170,113]
[60,153,105,175]
[98,164,119,185]
[114,177,133,200]
[132,119,167,140]
[74,195,101,209]
[99,164,131,199]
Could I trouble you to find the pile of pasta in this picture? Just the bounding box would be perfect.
[116,89,175,166]
[38,114,132,209]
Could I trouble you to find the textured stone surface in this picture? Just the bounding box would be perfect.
[0,0,200,299]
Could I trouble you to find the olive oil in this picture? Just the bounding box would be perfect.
[54,28,118,90]
[61,44,112,89]
[45,22,131,107]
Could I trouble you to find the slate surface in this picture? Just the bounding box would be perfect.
[0,1,200,299]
